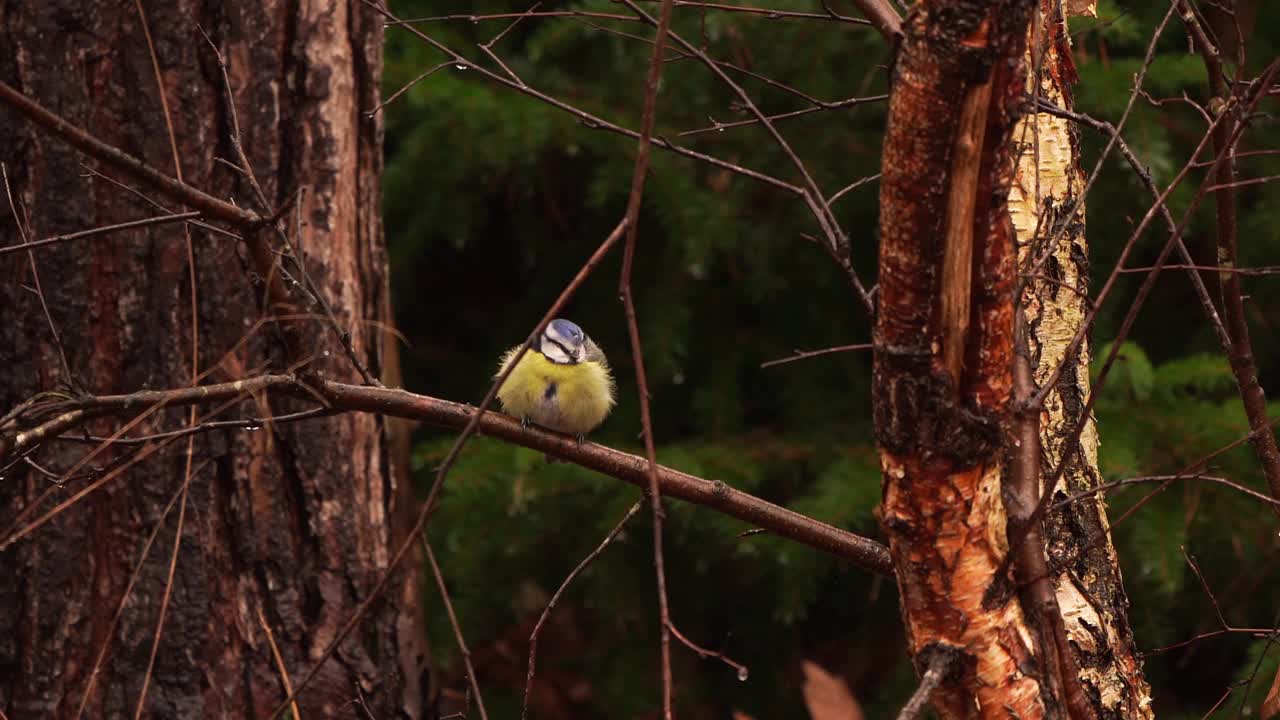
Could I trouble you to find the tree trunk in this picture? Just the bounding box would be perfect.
[874,0,1044,716]
[1008,2,1153,716]
[0,2,424,717]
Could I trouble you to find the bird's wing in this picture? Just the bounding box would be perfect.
[583,336,616,405]
[583,336,608,365]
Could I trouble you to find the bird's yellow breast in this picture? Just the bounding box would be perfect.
[496,348,615,435]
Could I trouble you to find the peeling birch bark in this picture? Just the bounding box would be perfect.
[875,1,1050,717]
[1007,2,1154,717]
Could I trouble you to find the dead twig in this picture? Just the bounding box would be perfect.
[760,343,873,368]
[521,499,644,720]
[422,536,489,720]
[0,211,201,257]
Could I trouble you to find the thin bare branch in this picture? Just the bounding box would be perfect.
[0,211,201,257]
[521,499,644,720]
[761,343,873,368]
[895,649,954,720]
[72,461,205,719]
[619,0,874,312]
[1053,473,1280,511]
[423,536,490,720]
[828,173,882,205]
[627,0,875,25]
[257,605,302,720]
[0,81,259,227]
[369,61,451,116]
[678,95,887,137]
[369,1,805,195]
[2,164,79,394]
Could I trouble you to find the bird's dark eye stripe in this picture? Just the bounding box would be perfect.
[547,339,574,361]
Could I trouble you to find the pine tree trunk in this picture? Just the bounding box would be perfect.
[1008,2,1153,716]
[0,2,424,717]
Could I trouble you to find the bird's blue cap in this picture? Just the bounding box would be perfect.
[549,318,584,342]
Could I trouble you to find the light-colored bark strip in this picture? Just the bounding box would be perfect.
[1008,2,1154,717]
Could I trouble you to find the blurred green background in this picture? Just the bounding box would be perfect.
[383,1,1280,716]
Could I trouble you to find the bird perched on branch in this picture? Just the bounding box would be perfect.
[496,319,616,456]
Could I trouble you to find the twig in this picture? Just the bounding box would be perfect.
[370,61,451,116]
[0,81,259,227]
[666,621,749,679]
[370,1,806,196]
[760,343,872,368]
[1146,625,1277,655]
[623,0,875,25]
[3,164,80,394]
[521,499,644,720]
[1,388,265,551]
[76,163,242,240]
[54,407,331,446]
[392,10,634,25]
[256,605,302,720]
[130,471,191,720]
[895,649,953,720]
[71,461,206,719]
[828,173,881,205]
[1117,262,1280,275]
[1205,173,1280,191]
[618,0,874,312]
[0,211,200,257]
[1052,473,1280,511]
[1182,548,1229,630]
[478,2,541,85]
[677,95,887,137]
[422,536,489,720]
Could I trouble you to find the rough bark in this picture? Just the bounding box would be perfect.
[0,1,424,717]
[874,0,1044,717]
[1006,2,1154,717]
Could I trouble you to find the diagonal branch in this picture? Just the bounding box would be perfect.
[0,80,258,228]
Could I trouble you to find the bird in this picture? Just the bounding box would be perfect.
[496,319,616,455]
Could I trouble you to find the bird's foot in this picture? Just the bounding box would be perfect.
[521,416,531,429]
[575,433,586,446]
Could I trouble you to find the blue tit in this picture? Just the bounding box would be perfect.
[496,319,616,443]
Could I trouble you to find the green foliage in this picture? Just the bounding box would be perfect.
[387,0,1280,715]
[1096,340,1155,401]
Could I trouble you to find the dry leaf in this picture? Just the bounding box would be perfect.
[801,659,865,720]
[1066,0,1097,18]
[1261,663,1280,720]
